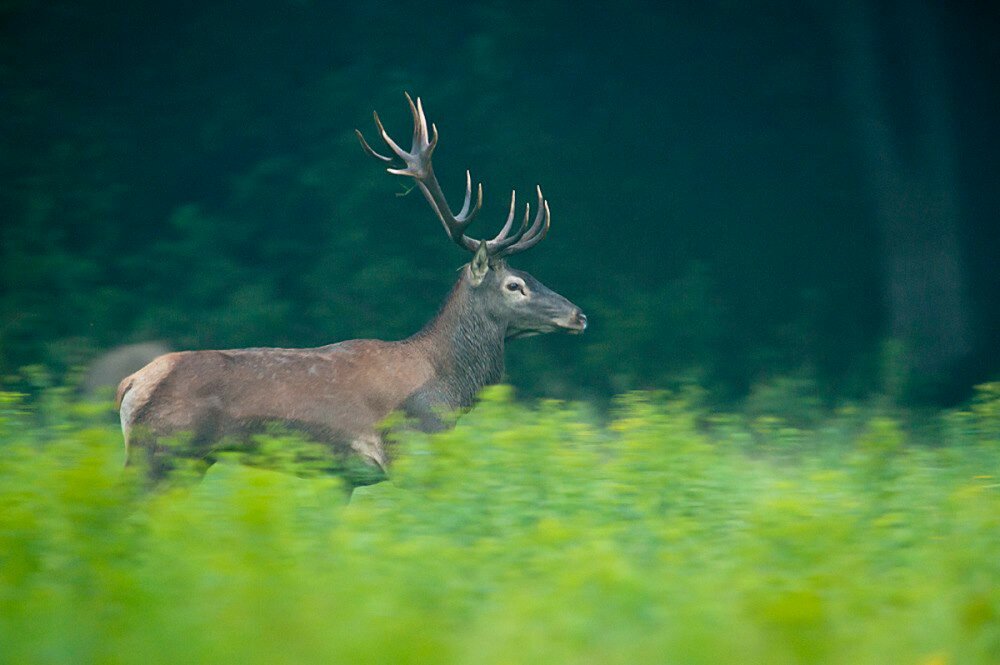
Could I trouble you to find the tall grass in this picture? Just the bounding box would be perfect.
[1,385,998,664]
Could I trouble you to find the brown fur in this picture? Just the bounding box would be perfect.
[118,339,437,472]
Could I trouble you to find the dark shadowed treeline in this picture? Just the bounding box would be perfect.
[1,0,997,404]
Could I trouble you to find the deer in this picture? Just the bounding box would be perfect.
[116,93,587,492]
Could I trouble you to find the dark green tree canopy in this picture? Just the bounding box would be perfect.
[1,0,996,404]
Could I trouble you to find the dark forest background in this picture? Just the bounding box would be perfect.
[1,0,997,406]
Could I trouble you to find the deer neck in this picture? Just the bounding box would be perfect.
[408,278,506,407]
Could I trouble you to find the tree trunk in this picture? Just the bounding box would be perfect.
[831,0,970,400]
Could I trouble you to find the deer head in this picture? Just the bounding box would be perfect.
[356,93,587,339]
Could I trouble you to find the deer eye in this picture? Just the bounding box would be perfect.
[506,282,523,293]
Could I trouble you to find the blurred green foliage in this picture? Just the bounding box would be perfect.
[1,384,998,663]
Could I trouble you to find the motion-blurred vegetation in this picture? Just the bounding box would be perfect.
[1,384,997,663]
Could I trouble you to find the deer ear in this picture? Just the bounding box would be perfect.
[469,241,490,286]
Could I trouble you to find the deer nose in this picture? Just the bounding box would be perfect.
[572,309,588,331]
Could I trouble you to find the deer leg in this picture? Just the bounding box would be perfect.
[344,433,390,488]
[124,426,215,488]
[401,390,452,433]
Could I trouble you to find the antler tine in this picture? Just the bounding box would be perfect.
[426,171,481,248]
[492,191,518,243]
[521,186,549,241]
[372,111,410,163]
[488,197,532,253]
[405,93,421,148]
[429,122,439,152]
[494,187,550,258]
[415,96,432,149]
[455,170,483,224]
[355,129,394,163]
[404,92,433,154]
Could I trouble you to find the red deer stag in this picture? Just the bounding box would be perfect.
[117,93,586,489]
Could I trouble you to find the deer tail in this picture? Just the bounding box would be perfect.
[115,374,135,411]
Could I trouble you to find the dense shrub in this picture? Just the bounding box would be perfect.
[0,385,998,663]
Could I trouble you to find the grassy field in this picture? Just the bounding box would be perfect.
[0,384,998,664]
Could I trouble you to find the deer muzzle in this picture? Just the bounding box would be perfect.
[559,308,588,334]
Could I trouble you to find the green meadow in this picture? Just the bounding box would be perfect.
[1,384,997,664]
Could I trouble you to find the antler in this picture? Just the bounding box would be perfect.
[356,93,550,259]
